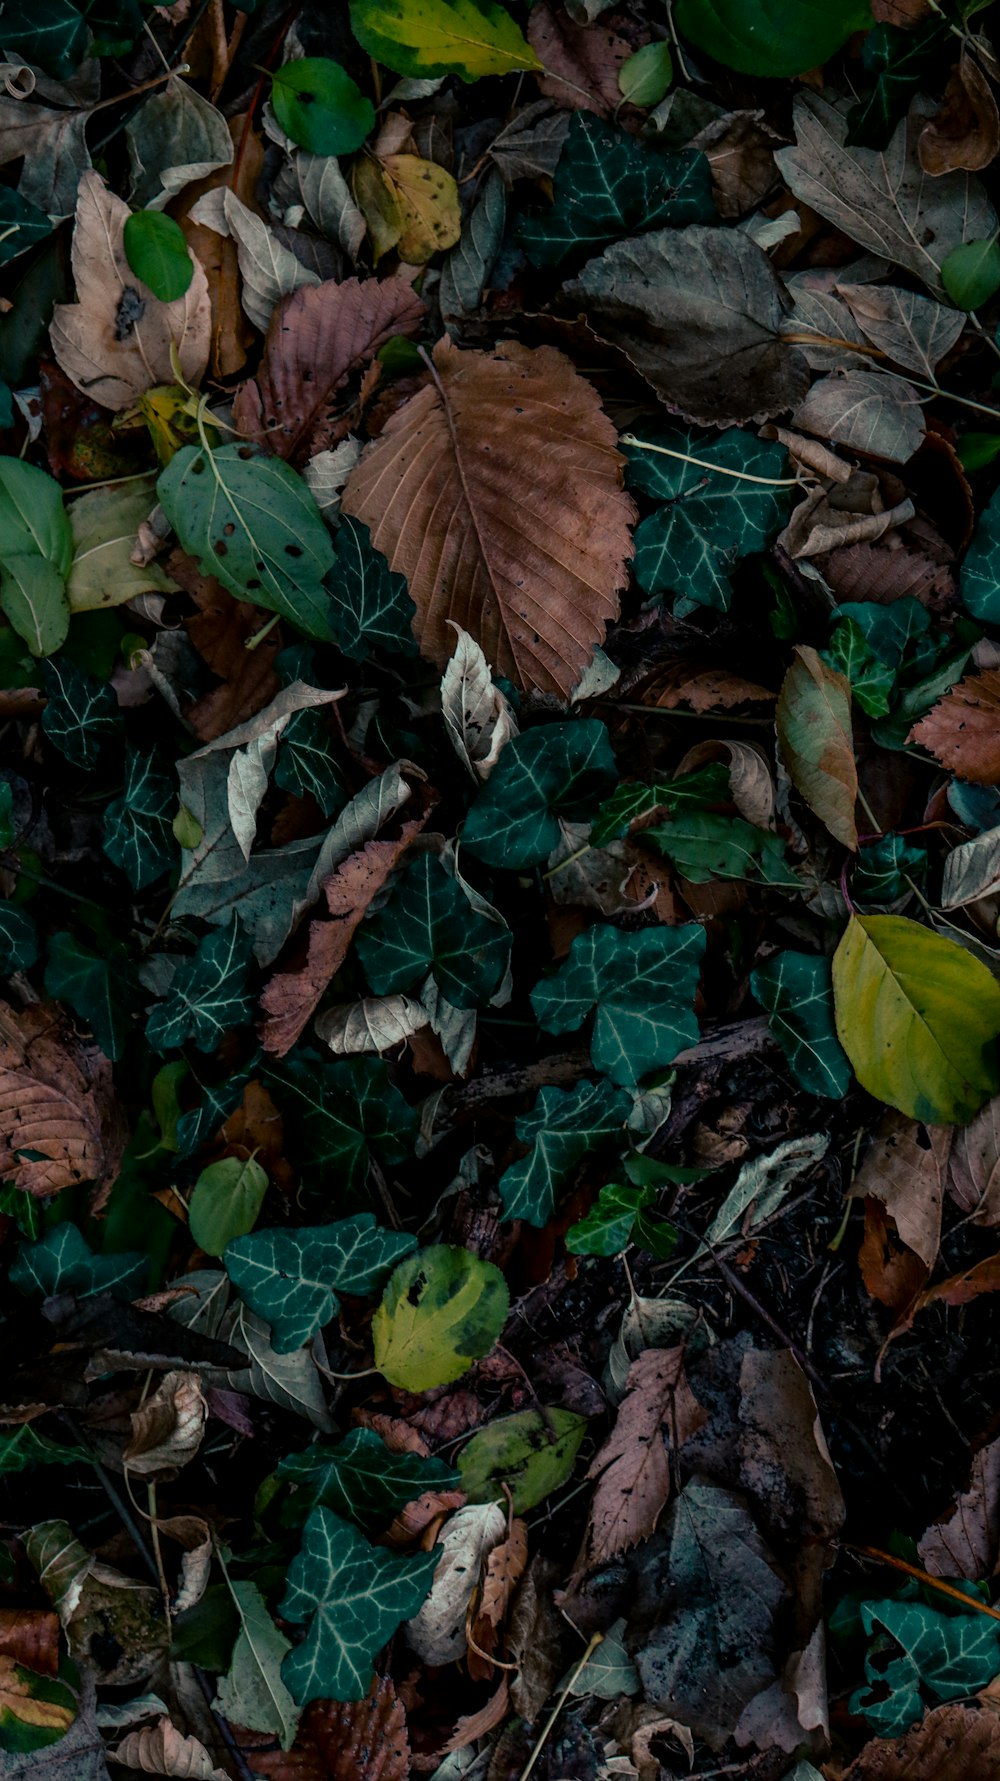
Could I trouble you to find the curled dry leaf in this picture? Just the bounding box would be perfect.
[109,1714,228,1779]
[406,1500,508,1666]
[585,1346,706,1566]
[441,624,519,782]
[123,1370,207,1477]
[341,337,635,698]
[245,1679,411,1781]
[0,999,125,1198]
[468,1517,529,1678]
[919,50,1000,176]
[949,1095,1000,1225]
[383,1487,468,1549]
[849,1112,952,1270]
[50,171,210,412]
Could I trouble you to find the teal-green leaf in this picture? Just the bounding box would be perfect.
[44,933,137,1062]
[279,1507,436,1703]
[271,57,375,157]
[190,1155,269,1258]
[942,237,1000,311]
[961,484,1000,624]
[225,1215,416,1352]
[356,852,511,1010]
[646,810,798,887]
[264,1052,417,1204]
[157,445,336,643]
[518,113,712,268]
[566,1182,656,1256]
[41,656,121,769]
[853,833,928,906]
[499,1078,631,1226]
[103,747,177,890]
[122,211,194,302]
[146,915,254,1055]
[274,710,346,818]
[0,189,52,267]
[463,720,618,868]
[0,901,38,973]
[625,427,793,613]
[0,1425,86,1474]
[852,1598,1000,1736]
[751,950,851,1100]
[325,515,417,660]
[0,0,89,79]
[276,1428,460,1531]
[592,765,730,847]
[823,617,896,719]
[532,922,704,1086]
[10,1222,146,1300]
[675,0,872,79]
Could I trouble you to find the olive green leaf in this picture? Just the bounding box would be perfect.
[277,1428,460,1530]
[215,1579,299,1751]
[566,1182,676,1259]
[264,1051,418,1203]
[751,950,851,1100]
[190,1156,269,1258]
[676,0,873,80]
[624,427,793,613]
[348,0,542,83]
[325,515,417,660]
[357,851,511,1010]
[0,901,38,973]
[852,1598,1000,1737]
[592,764,728,847]
[0,456,72,656]
[518,113,713,268]
[146,915,255,1055]
[279,1506,436,1704]
[41,657,121,770]
[274,710,346,818]
[832,914,1000,1123]
[122,210,194,302]
[0,1425,86,1475]
[373,1244,510,1391]
[44,932,138,1062]
[10,1221,146,1301]
[459,1407,587,1513]
[103,747,177,889]
[776,646,858,850]
[532,922,704,1086]
[157,444,336,643]
[225,1215,416,1353]
[646,811,798,887]
[464,720,618,868]
[499,1078,631,1227]
[270,58,375,158]
[618,40,673,106]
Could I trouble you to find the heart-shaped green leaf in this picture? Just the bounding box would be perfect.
[123,210,194,302]
[271,57,375,157]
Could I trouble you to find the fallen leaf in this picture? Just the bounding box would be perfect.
[441,624,518,781]
[123,1369,207,1477]
[174,549,282,741]
[919,51,1000,175]
[109,1714,229,1778]
[527,1,638,116]
[949,1095,1000,1225]
[468,1518,529,1677]
[688,109,781,219]
[188,187,318,336]
[354,145,461,267]
[844,1702,1000,1779]
[791,369,925,464]
[630,658,775,712]
[0,1607,59,1676]
[918,1436,1000,1578]
[822,539,954,607]
[244,1679,411,1780]
[909,669,1000,782]
[849,1111,952,1269]
[175,113,263,378]
[0,998,125,1197]
[776,646,858,849]
[585,1347,705,1565]
[406,1500,507,1664]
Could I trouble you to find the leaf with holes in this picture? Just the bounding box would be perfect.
[499,1078,631,1226]
[532,922,703,1087]
[225,1215,416,1352]
[852,1598,1000,1736]
[356,852,510,1010]
[372,1244,509,1391]
[751,950,852,1100]
[463,720,618,868]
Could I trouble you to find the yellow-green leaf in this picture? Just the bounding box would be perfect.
[372,1244,509,1391]
[777,644,858,850]
[832,914,1000,1123]
[349,0,542,83]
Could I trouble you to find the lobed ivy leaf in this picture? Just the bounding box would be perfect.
[11,1221,146,1300]
[225,1215,416,1352]
[464,720,618,868]
[846,22,945,151]
[751,950,851,1100]
[277,1427,460,1530]
[499,1078,631,1227]
[41,657,121,770]
[103,747,177,890]
[357,852,511,1010]
[592,764,729,847]
[176,1067,256,1161]
[146,915,255,1055]
[44,932,138,1062]
[960,484,1000,625]
[646,810,798,887]
[823,617,896,719]
[325,514,417,660]
[852,1597,1000,1736]
[274,710,346,818]
[566,1182,661,1257]
[279,1506,437,1704]
[0,901,38,973]
[853,834,928,907]
[532,922,704,1087]
[264,1051,418,1203]
[0,0,88,80]
[0,189,52,269]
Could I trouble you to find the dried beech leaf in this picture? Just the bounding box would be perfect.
[585,1346,705,1565]
[909,669,1000,782]
[341,337,635,697]
[123,1369,207,1477]
[630,658,775,712]
[0,999,125,1197]
[109,1714,228,1778]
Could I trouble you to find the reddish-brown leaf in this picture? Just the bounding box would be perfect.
[909,669,1000,783]
[341,337,635,697]
[823,540,955,610]
[849,1111,952,1270]
[468,1519,529,1678]
[0,1001,125,1199]
[233,277,425,466]
[858,1197,929,1313]
[585,1347,705,1565]
[629,658,775,712]
[527,1,639,116]
[383,1488,468,1550]
[246,1679,410,1781]
[173,549,281,741]
[0,1609,59,1677]
[845,1702,1000,1778]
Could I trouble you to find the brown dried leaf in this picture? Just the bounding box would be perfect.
[919,51,1000,175]
[383,1488,468,1549]
[909,669,1000,783]
[585,1347,705,1565]
[949,1096,1000,1225]
[468,1519,529,1678]
[233,277,425,466]
[174,549,281,742]
[0,1000,125,1197]
[0,1608,59,1677]
[849,1112,952,1269]
[176,114,263,380]
[858,1196,930,1312]
[508,1556,562,1722]
[123,1370,207,1478]
[246,1678,410,1781]
[918,1436,1000,1578]
[440,1678,509,1756]
[902,1248,1000,1328]
[845,1701,1000,1778]
[688,110,781,220]
[823,539,955,608]
[629,658,775,712]
[527,1,637,116]
[341,337,635,697]
[109,1714,228,1778]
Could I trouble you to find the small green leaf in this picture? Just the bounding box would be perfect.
[0,1425,86,1475]
[675,0,871,78]
[957,432,1000,472]
[458,1407,587,1513]
[190,1155,269,1258]
[357,852,511,1010]
[146,915,255,1054]
[349,0,542,82]
[532,922,704,1087]
[225,1215,416,1352]
[372,1244,510,1391]
[942,237,1000,311]
[325,515,417,660]
[832,914,1000,1123]
[566,1183,657,1256]
[122,211,194,302]
[41,656,121,769]
[463,720,618,868]
[776,645,858,850]
[215,1579,300,1750]
[618,40,673,106]
[44,932,136,1062]
[265,1051,418,1204]
[751,950,851,1100]
[853,833,928,906]
[277,1428,459,1530]
[11,1222,146,1300]
[646,810,798,887]
[103,747,177,890]
[279,1506,436,1703]
[499,1078,631,1227]
[271,57,375,157]
[0,900,38,972]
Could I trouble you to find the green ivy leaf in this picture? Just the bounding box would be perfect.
[122,211,194,302]
[845,22,944,150]
[624,427,793,613]
[532,922,704,1087]
[751,950,851,1100]
[348,0,542,82]
[10,1221,146,1300]
[176,1067,257,1161]
[961,484,1000,624]
[326,515,417,660]
[157,445,336,643]
[499,1078,631,1226]
[225,1215,416,1352]
[646,810,798,887]
[852,1598,1000,1736]
[518,113,712,268]
[271,57,375,157]
[44,932,137,1062]
[357,852,511,1010]
[0,457,73,656]
[464,720,618,868]
[146,916,255,1055]
[279,1506,436,1703]
[0,1425,86,1474]
[190,1155,269,1258]
[853,833,928,906]
[458,1407,587,1513]
[80,0,144,56]
[566,1182,657,1256]
[277,1428,460,1530]
[274,710,346,818]
[41,656,121,770]
[372,1244,509,1391]
[823,617,896,718]
[0,900,38,973]
[0,189,52,268]
[675,0,871,78]
[265,1052,418,1203]
[103,747,177,890]
[0,0,89,79]
[592,764,728,847]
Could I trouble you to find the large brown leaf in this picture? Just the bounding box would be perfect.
[909,669,1000,782]
[0,1001,125,1198]
[232,277,425,465]
[849,1111,953,1270]
[173,549,282,742]
[245,1679,410,1780]
[585,1346,705,1565]
[341,337,635,697]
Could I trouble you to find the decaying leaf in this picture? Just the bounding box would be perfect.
[585,1347,705,1565]
[844,1701,1000,1778]
[849,1112,952,1270]
[918,1436,1000,1578]
[243,1680,411,1780]
[108,1715,229,1778]
[919,51,1000,176]
[122,1369,207,1477]
[909,669,1000,782]
[0,999,125,1197]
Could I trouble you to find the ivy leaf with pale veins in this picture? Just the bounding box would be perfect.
[646,811,798,888]
[463,720,618,868]
[532,923,704,1087]
[103,747,176,890]
[566,225,809,427]
[341,338,636,699]
[592,764,728,847]
[499,1078,631,1226]
[751,950,852,1100]
[11,1221,146,1300]
[325,515,417,660]
[274,710,346,818]
[44,933,138,1063]
[518,112,713,267]
[225,1215,415,1353]
[277,1428,460,1531]
[146,916,255,1055]
[264,1051,418,1203]
[357,852,511,1011]
[279,1506,437,1704]
[0,901,38,973]
[41,656,122,770]
[853,1598,1000,1736]
[625,426,794,613]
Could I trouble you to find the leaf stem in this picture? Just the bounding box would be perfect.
[619,434,802,486]
[846,1542,1000,1622]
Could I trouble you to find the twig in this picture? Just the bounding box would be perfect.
[517,1631,603,1781]
[620,435,801,486]
[846,1542,1000,1622]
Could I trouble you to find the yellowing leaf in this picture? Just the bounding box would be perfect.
[776,644,858,850]
[349,0,542,83]
[832,915,1000,1124]
[354,152,460,265]
[372,1244,509,1391]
